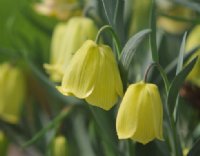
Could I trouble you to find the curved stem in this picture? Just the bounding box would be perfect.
[95,25,122,59]
[156,64,170,93]
[144,63,157,82]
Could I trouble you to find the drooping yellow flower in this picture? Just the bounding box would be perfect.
[116,81,163,144]
[0,63,26,124]
[51,135,68,156]
[44,17,98,82]
[58,40,123,110]
[185,25,200,87]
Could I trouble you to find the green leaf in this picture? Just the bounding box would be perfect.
[164,46,200,75]
[100,0,125,45]
[73,114,96,156]
[89,106,121,156]
[167,57,197,114]
[150,0,159,63]
[188,138,200,156]
[120,29,151,72]
[176,32,187,75]
[23,107,72,147]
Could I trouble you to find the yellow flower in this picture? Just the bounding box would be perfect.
[0,63,26,124]
[185,25,200,87]
[116,81,163,144]
[58,40,123,110]
[52,135,68,156]
[44,17,98,82]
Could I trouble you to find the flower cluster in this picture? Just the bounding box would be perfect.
[46,17,164,144]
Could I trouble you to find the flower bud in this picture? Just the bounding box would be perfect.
[0,63,26,124]
[57,40,123,110]
[51,135,68,156]
[44,17,98,82]
[157,6,194,34]
[116,81,163,144]
[185,26,200,87]
[0,131,9,156]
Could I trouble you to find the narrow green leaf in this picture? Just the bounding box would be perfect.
[74,114,95,156]
[89,106,121,156]
[23,107,72,147]
[176,32,187,75]
[100,0,125,44]
[120,29,151,71]
[150,0,159,63]
[188,138,200,156]
[167,57,197,114]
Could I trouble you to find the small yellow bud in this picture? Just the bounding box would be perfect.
[0,131,9,156]
[183,148,189,156]
[0,63,26,124]
[58,40,123,110]
[185,26,200,87]
[157,6,194,34]
[52,136,68,156]
[44,17,98,82]
[116,81,163,144]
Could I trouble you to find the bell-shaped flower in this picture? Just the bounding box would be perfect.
[0,63,26,124]
[51,135,68,156]
[116,81,163,144]
[58,40,123,110]
[185,25,200,87]
[44,17,98,82]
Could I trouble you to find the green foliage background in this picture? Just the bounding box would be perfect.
[0,0,200,156]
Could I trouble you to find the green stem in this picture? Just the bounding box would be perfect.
[144,63,157,83]
[95,25,122,59]
[22,106,73,147]
[156,64,182,156]
[156,64,170,93]
[150,0,159,63]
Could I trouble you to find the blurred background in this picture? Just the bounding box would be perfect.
[0,0,200,155]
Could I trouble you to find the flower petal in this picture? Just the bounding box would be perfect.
[59,40,99,98]
[86,46,118,110]
[116,83,143,139]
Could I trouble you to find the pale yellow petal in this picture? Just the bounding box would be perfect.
[116,83,144,139]
[147,84,163,140]
[59,40,99,98]
[116,82,163,144]
[131,84,163,144]
[86,46,118,110]
[102,45,123,97]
